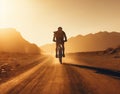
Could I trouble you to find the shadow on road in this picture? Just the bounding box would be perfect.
[63,63,120,79]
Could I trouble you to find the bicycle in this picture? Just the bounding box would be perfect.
[56,44,63,64]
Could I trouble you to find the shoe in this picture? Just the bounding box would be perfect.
[63,54,65,57]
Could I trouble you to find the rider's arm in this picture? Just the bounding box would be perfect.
[64,32,67,42]
[53,32,56,42]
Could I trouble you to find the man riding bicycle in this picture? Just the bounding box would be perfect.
[53,27,67,58]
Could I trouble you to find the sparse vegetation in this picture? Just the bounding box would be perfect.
[104,46,120,56]
[0,52,41,84]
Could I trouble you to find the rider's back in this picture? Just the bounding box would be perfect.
[54,31,65,42]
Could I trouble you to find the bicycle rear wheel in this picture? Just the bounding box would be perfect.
[58,49,63,64]
[59,57,62,64]
[57,44,63,64]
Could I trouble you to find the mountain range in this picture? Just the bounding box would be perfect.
[41,31,120,53]
[0,28,40,54]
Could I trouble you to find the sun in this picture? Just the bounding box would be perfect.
[0,0,16,20]
[0,0,9,18]
[0,0,13,28]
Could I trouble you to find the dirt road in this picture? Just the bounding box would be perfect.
[0,55,120,94]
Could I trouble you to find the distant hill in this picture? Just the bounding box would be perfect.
[41,31,120,53]
[0,28,40,54]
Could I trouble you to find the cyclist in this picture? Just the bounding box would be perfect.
[53,27,67,58]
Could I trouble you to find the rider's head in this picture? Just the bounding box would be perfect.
[58,27,62,31]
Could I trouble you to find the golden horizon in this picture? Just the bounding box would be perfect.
[0,0,120,46]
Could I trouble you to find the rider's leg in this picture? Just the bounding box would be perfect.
[56,43,58,58]
[62,43,65,57]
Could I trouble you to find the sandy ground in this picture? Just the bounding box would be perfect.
[0,53,120,94]
[0,53,44,84]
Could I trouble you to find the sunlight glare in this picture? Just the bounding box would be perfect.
[54,58,60,64]
[0,0,9,19]
[0,0,15,28]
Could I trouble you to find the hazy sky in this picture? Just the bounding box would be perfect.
[0,0,120,46]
